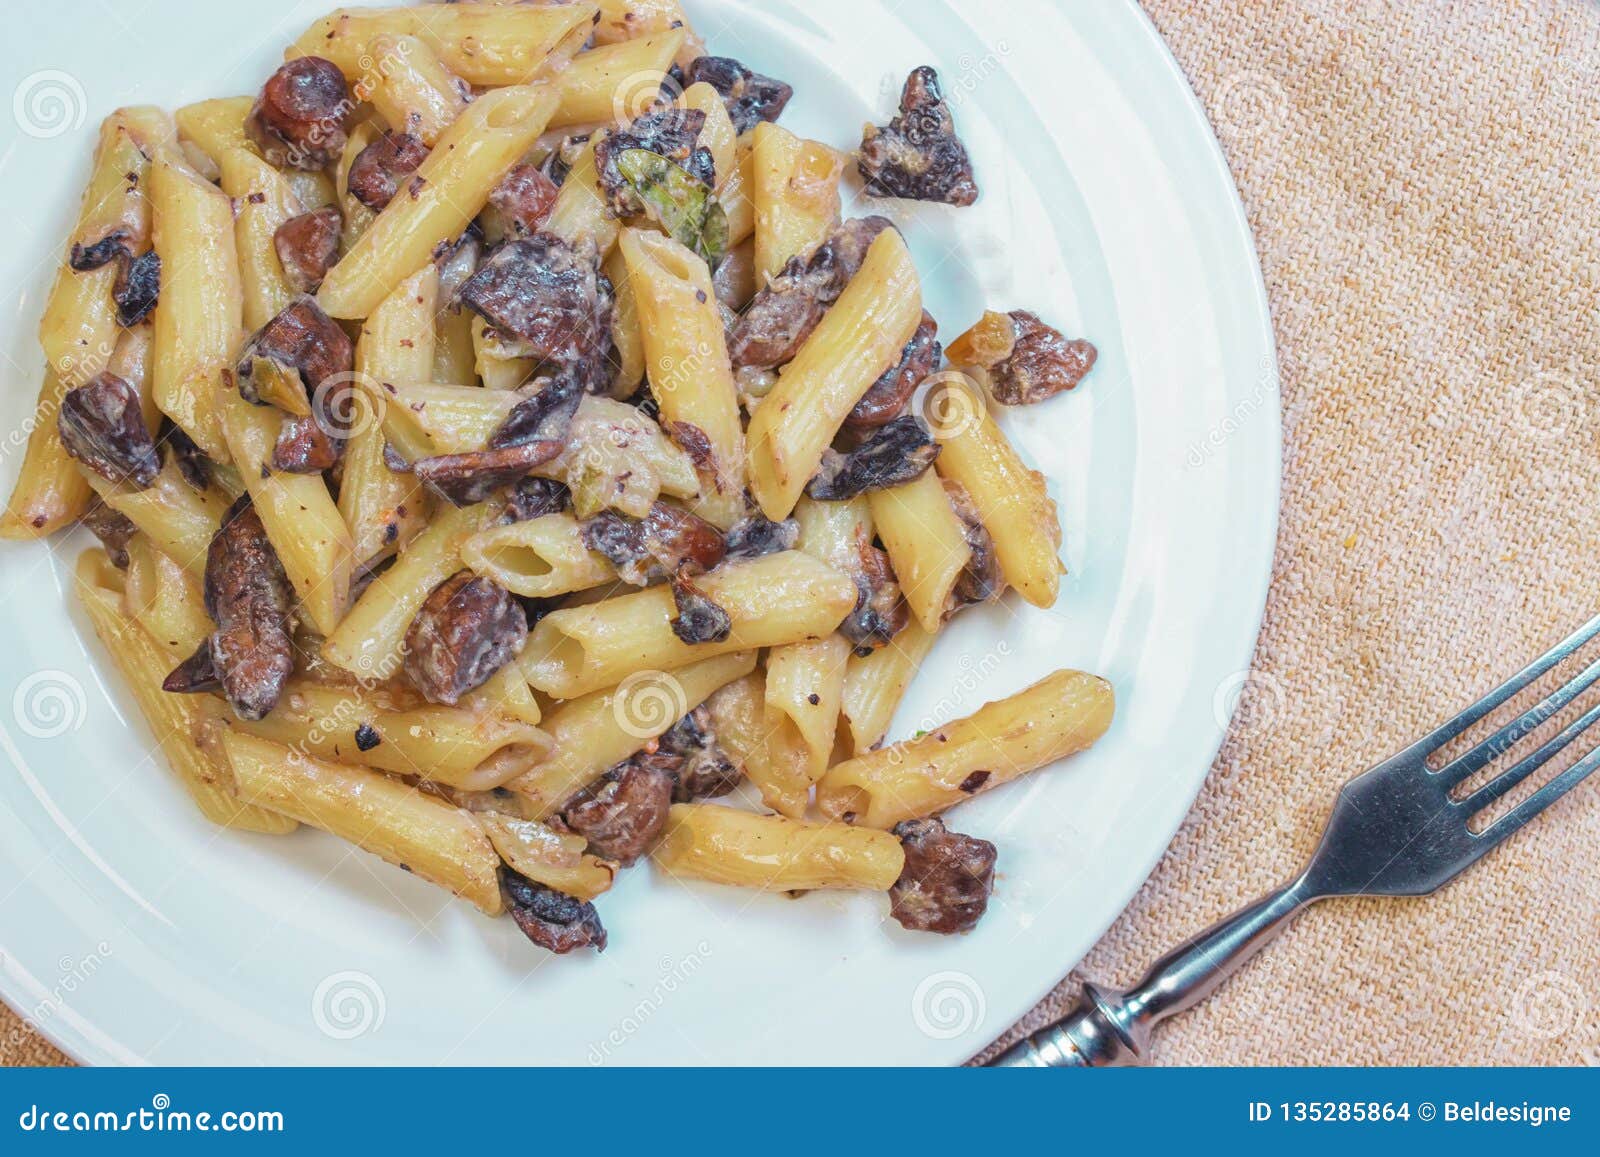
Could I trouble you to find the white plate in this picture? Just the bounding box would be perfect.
[0,0,1278,1065]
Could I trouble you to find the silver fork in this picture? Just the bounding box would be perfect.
[991,611,1600,1067]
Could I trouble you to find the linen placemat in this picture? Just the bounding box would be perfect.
[6,0,1599,1067]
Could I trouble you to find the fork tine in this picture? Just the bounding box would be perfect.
[1478,741,1600,847]
[1424,610,1600,751]
[1458,697,1600,814]
[1436,654,1600,786]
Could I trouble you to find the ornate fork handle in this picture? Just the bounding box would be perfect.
[991,876,1320,1067]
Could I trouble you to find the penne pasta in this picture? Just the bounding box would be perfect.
[292,3,599,87]
[221,730,503,913]
[509,651,757,818]
[868,469,972,633]
[550,30,687,130]
[342,266,438,567]
[148,154,240,462]
[817,669,1116,829]
[318,85,560,319]
[480,814,615,902]
[0,370,92,539]
[619,228,746,528]
[460,513,617,599]
[471,314,536,392]
[652,804,905,892]
[928,375,1065,607]
[745,228,923,519]
[322,500,498,678]
[122,535,212,657]
[593,0,705,65]
[556,395,701,518]
[603,246,645,398]
[233,681,552,792]
[75,555,297,835]
[702,671,805,819]
[521,551,857,699]
[84,458,230,577]
[361,34,471,147]
[840,618,938,756]
[542,138,619,253]
[750,121,845,280]
[679,82,738,192]
[762,634,852,790]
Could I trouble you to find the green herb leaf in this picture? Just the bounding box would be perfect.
[615,148,729,265]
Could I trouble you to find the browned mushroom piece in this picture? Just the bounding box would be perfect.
[70,232,135,273]
[457,235,614,371]
[402,571,528,705]
[113,251,161,327]
[163,421,214,491]
[79,497,139,569]
[683,55,793,134]
[160,644,221,694]
[197,496,295,721]
[722,513,799,560]
[888,817,996,934]
[271,415,343,475]
[57,372,161,488]
[580,502,727,586]
[499,867,607,954]
[593,108,711,216]
[805,415,940,501]
[409,439,565,506]
[727,216,894,371]
[504,477,571,522]
[858,66,979,207]
[538,132,592,188]
[669,571,733,644]
[346,131,430,213]
[236,297,356,469]
[944,478,1006,612]
[488,161,560,239]
[273,206,343,293]
[560,751,680,865]
[433,228,483,304]
[841,536,908,655]
[657,705,742,802]
[947,310,1098,405]
[844,311,940,430]
[246,57,356,171]
[488,372,584,449]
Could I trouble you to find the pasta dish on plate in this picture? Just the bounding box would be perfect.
[2,0,1114,955]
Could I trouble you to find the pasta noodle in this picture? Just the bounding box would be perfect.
[653,804,904,892]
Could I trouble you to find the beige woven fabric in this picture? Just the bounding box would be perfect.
[6,0,1600,1068]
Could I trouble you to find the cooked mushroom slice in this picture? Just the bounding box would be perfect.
[273,206,342,293]
[199,496,295,721]
[944,478,1005,611]
[246,57,356,171]
[858,66,979,207]
[593,107,710,216]
[57,372,161,488]
[346,130,429,213]
[727,216,894,371]
[539,132,592,188]
[499,867,607,954]
[722,512,799,560]
[560,751,678,865]
[409,439,565,506]
[888,817,996,934]
[805,415,940,501]
[669,571,733,644]
[840,538,907,655]
[113,251,161,327]
[948,309,1098,405]
[164,421,214,491]
[160,643,221,694]
[504,477,571,523]
[658,706,742,802]
[844,311,940,430]
[457,235,613,366]
[488,372,584,449]
[433,227,483,304]
[271,415,342,475]
[403,571,528,705]
[684,55,793,134]
[69,232,135,273]
[79,497,139,569]
[489,161,560,239]
[237,298,356,467]
[580,502,726,586]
